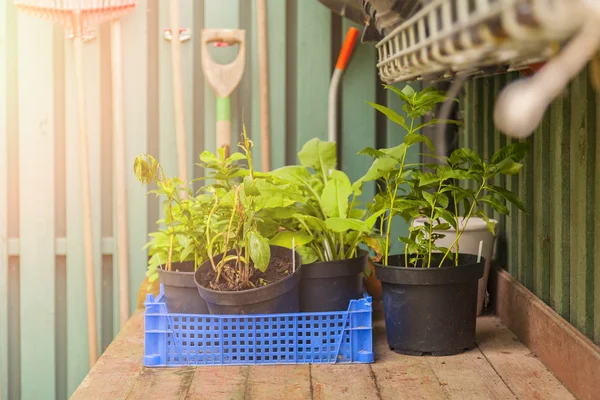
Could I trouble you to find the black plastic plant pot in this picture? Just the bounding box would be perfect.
[157,261,210,314]
[375,253,484,356]
[194,245,303,315]
[299,250,367,312]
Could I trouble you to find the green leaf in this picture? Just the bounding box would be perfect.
[418,172,440,187]
[180,244,195,262]
[296,246,319,264]
[400,85,415,97]
[352,157,397,194]
[176,234,190,248]
[298,138,337,172]
[435,192,449,208]
[485,185,527,213]
[294,214,327,232]
[480,195,509,215]
[497,161,523,176]
[357,147,387,159]
[133,154,159,184]
[248,231,270,272]
[476,211,498,235]
[226,152,247,163]
[436,208,458,230]
[366,101,408,129]
[365,209,387,230]
[423,191,435,206]
[449,148,482,166]
[404,133,434,152]
[270,165,311,185]
[490,142,530,164]
[269,231,313,248]
[413,119,462,132]
[253,180,306,210]
[325,218,370,233]
[321,170,352,218]
[433,223,450,230]
[199,150,218,164]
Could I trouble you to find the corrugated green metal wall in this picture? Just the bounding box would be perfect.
[0,1,414,399]
[460,70,600,346]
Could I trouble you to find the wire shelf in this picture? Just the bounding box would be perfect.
[375,0,587,83]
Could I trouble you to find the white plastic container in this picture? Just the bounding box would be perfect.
[412,217,497,316]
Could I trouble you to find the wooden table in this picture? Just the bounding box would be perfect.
[72,308,574,399]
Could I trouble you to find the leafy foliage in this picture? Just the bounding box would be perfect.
[356,85,528,268]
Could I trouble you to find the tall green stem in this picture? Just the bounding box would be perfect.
[438,180,486,267]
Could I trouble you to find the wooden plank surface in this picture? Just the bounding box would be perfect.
[494,266,600,400]
[186,366,248,400]
[426,346,516,399]
[17,12,56,399]
[370,315,447,400]
[246,365,311,399]
[476,316,575,400]
[73,309,574,400]
[71,310,145,400]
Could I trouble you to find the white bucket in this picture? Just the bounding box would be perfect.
[411,217,497,316]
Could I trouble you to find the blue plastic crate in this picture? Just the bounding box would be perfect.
[143,286,374,367]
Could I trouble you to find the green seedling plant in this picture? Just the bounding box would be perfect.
[270,138,382,264]
[353,85,459,266]
[199,125,307,291]
[401,142,529,268]
[134,155,210,283]
[355,85,528,268]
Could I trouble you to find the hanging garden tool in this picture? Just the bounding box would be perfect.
[256,0,270,171]
[106,1,139,329]
[200,29,246,156]
[167,0,190,197]
[13,0,136,367]
[328,26,359,144]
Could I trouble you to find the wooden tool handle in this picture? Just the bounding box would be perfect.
[200,29,246,98]
[110,20,131,328]
[74,35,99,367]
[216,120,231,157]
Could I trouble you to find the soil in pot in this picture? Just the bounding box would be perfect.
[157,261,210,314]
[195,245,302,315]
[375,253,484,356]
[299,250,367,312]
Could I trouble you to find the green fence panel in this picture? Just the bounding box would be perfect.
[461,70,600,346]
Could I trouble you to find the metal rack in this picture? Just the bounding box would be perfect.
[375,0,586,83]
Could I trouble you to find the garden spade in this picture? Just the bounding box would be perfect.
[201,29,246,156]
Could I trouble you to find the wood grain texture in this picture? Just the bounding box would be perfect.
[70,310,145,400]
[72,309,573,400]
[17,12,56,398]
[493,266,600,400]
[186,366,248,400]
[370,319,447,400]
[533,113,550,304]
[426,348,515,399]
[246,365,310,400]
[0,2,8,399]
[311,364,380,400]
[476,316,575,400]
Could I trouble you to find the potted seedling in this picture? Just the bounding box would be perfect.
[270,138,382,312]
[193,126,305,314]
[134,155,210,314]
[355,85,528,355]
